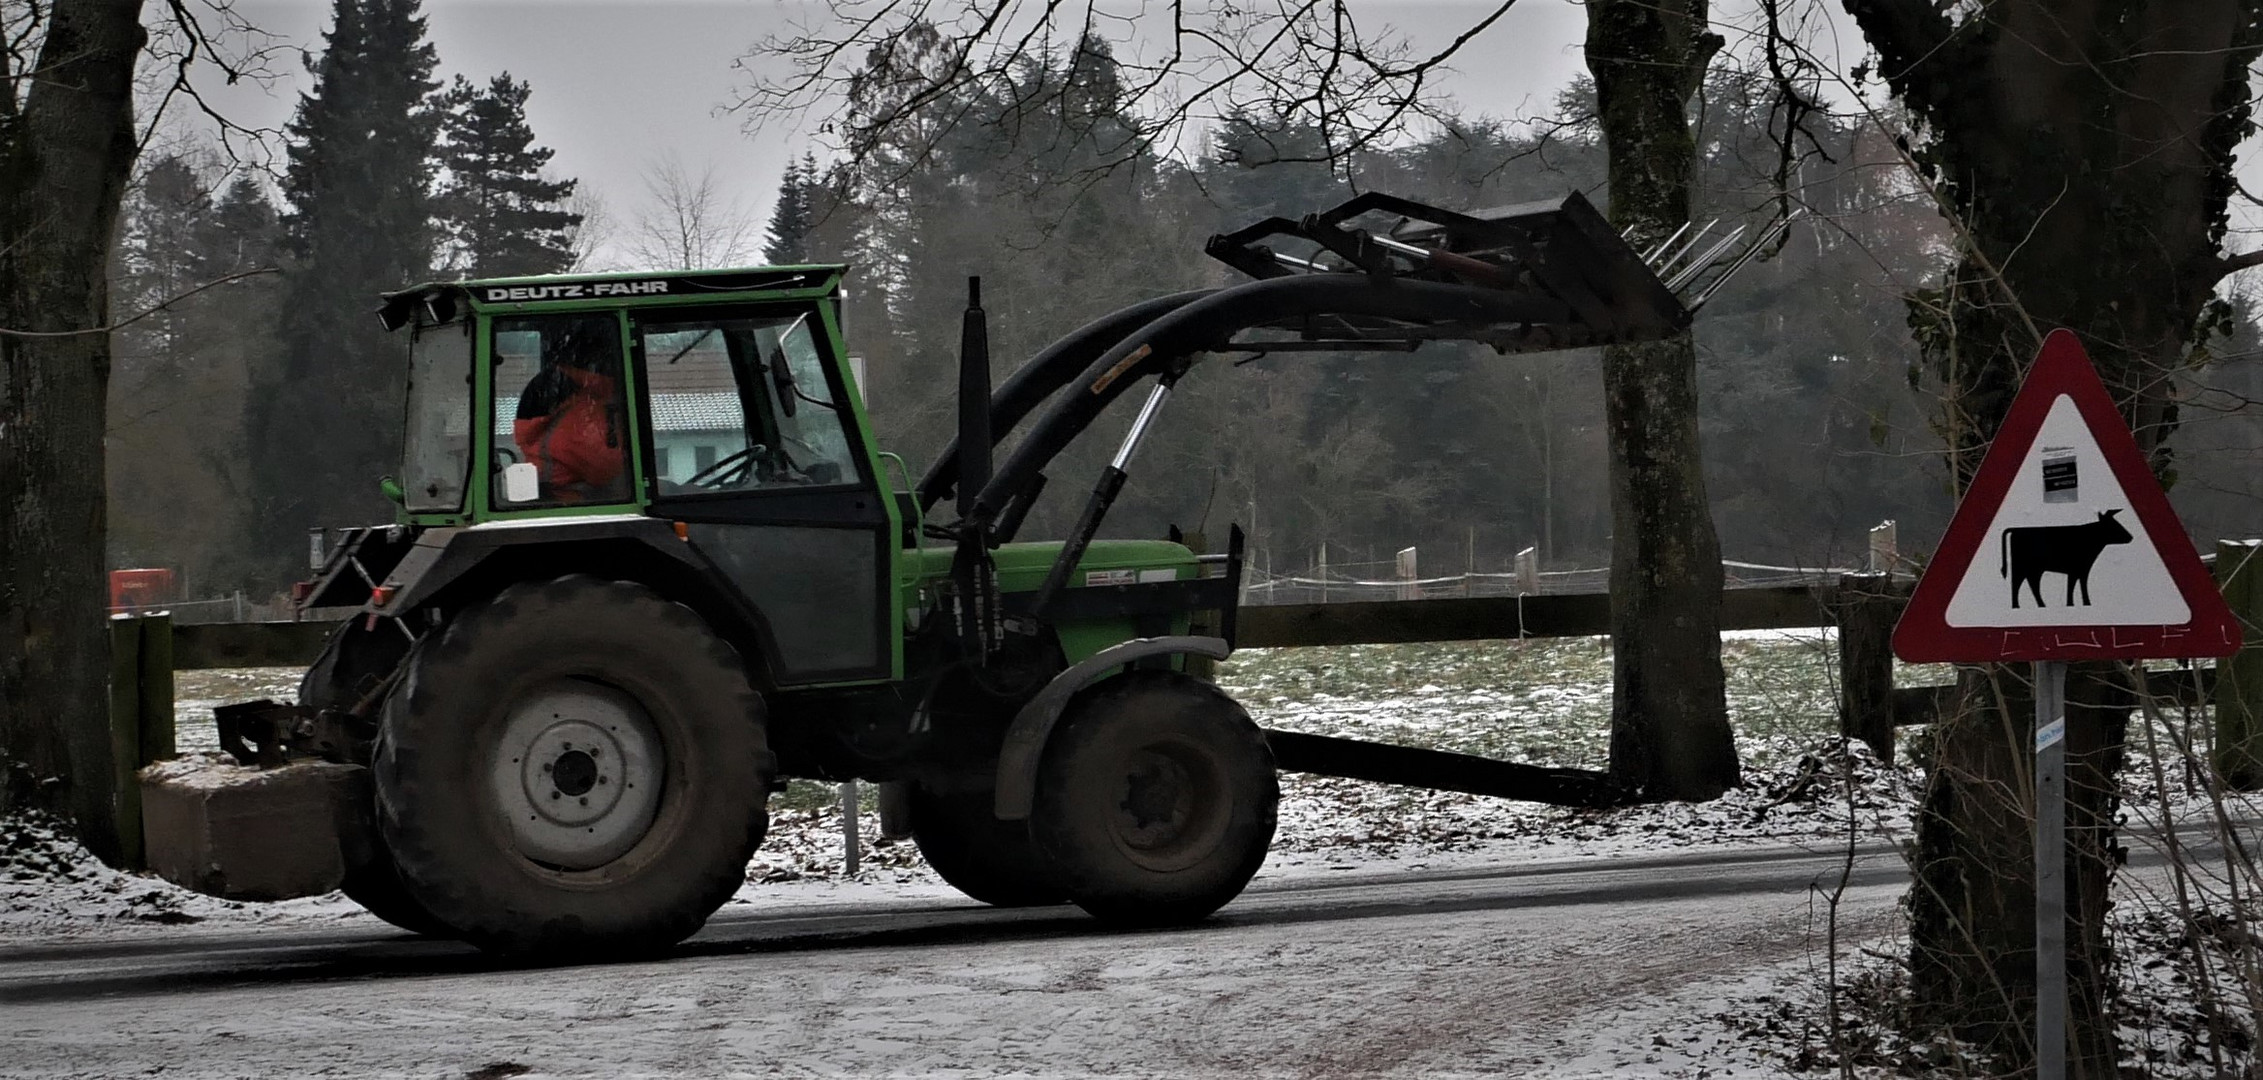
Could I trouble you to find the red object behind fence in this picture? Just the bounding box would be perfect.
[109,568,177,612]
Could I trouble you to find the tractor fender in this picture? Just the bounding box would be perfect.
[991,635,1232,821]
[361,517,785,688]
[368,517,703,616]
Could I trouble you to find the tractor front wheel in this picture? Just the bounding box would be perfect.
[374,576,771,959]
[1030,672,1277,926]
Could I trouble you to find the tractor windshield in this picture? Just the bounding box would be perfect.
[401,319,474,513]
[639,311,860,493]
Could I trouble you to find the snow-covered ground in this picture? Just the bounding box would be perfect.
[2,632,2256,1077]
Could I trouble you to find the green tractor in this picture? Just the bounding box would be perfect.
[180,192,1753,959]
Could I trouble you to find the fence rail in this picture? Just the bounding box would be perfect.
[1238,561,1851,605]
[1236,583,1843,647]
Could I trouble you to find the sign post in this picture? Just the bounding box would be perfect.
[1893,329,2240,1078]
[2033,659,2067,1079]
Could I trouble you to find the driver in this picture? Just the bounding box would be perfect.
[513,321,630,503]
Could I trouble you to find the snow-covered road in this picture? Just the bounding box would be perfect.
[0,844,1907,1079]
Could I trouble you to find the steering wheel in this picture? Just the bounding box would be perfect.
[683,445,761,489]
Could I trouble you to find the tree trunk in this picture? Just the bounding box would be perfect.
[1843,2,2263,1072]
[1909,664,2126,1071]
[1586,0,1740,801]
[0,0,150,861]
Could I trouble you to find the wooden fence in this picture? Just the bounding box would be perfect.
[1238,575,1936,762]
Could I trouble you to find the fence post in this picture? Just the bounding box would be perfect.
[2212,540,2262,790]
[138,613,175,767]
[1181,529,1216,680]
[840,780,863,875]
[1396,546,1419,601]
[1837,573,1897,764]
[105,615,145,870]
[1465,526,1476,598]
[1515,546,1540,596]
[98,612,177,872]
[1867,520,1898,573]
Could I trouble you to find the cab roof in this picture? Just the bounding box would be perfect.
[377,264,849,331]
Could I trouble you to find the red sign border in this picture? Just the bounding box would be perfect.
[1892,329,2241,662]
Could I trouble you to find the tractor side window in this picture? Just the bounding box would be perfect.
[491,314,632,507]
[640,312,861,493]
[402,319,473,513]
[772,317,857,478]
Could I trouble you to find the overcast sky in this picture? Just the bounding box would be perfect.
[192,2,2263,275]
[193,1,1616,267]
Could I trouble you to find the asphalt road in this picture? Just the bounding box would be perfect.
[0,842,1912,1078]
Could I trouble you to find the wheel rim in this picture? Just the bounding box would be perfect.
[1105,737,1230,873]
[488,679,665,871]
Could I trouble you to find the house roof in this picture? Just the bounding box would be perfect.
[492,393,741,435]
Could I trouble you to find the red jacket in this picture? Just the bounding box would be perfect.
[513,366,625,499]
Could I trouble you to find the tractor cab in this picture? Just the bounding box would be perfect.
[349,266,908,685]
[379,266,869,524]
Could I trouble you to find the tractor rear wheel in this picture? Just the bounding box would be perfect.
[374,575,772,959]
[300,625,448,938]
[909,785,1067,907]
[340,730,457,938]
[1030,671,1277,926]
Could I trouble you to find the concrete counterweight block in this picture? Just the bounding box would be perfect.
[140,759,371,901]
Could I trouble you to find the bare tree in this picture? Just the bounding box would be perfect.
[625,152,760,270]
[2,0,279,858]
[563,186,612,271]
[736,1,1523,185]
[1833,2,2263,1072]
[1587,0,1740,801]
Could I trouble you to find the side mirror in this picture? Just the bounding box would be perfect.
[769,354,798,418]
[500,462,540,504]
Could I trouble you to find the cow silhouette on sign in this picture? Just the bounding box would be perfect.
[2000,509,2133,608]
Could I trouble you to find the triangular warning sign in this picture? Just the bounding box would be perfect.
[1893,329,2240,662]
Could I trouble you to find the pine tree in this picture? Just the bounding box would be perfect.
[762,153,817,264]
[109,156,220,573]
[114,156,214,370]
[199,175,283,278]
[109,163,282,596]
[247,0,442,575]
[435,73,580,278]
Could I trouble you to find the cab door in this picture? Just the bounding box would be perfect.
[632,305,896,685]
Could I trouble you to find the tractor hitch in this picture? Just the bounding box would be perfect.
[212,699,374,768]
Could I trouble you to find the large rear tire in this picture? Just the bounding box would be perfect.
[1030,671,1277,926]
[299,625,447,938]
[909,785,1067,907]
[338,730,456,938]
[375,575,772,960]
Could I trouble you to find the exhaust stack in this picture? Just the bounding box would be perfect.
[956,277,991,518]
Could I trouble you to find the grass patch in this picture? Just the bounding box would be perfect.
[1216,632,1855,770]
